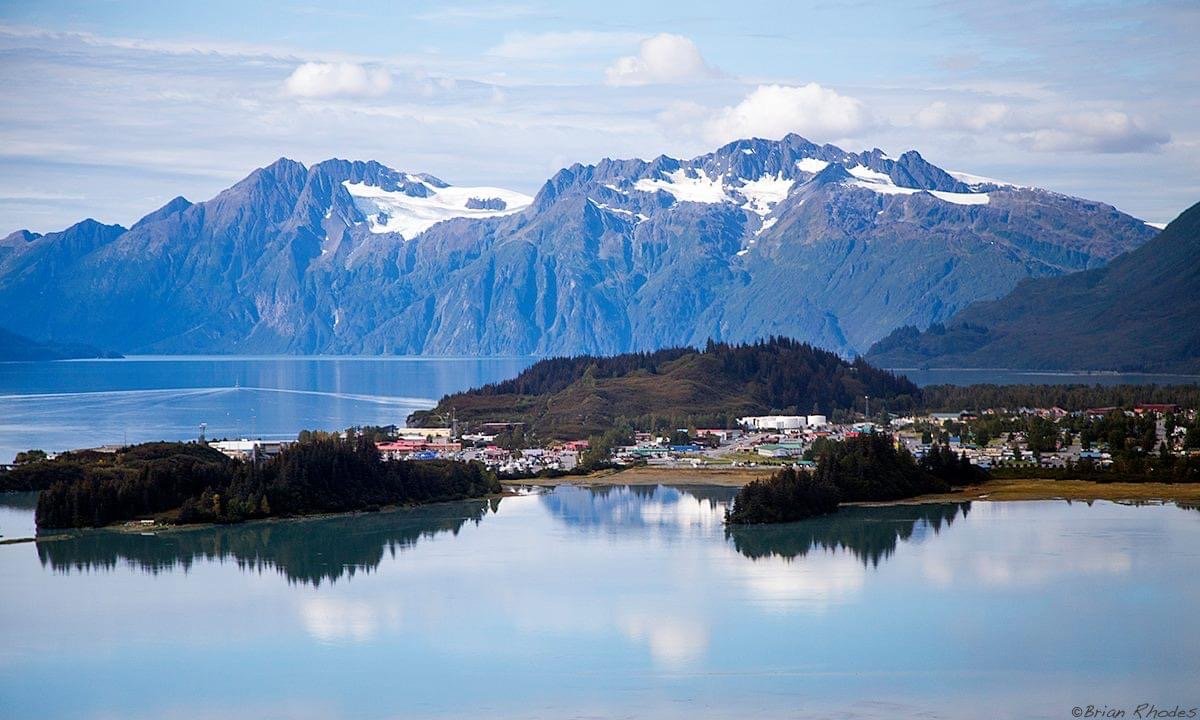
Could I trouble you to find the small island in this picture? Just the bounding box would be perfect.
[726,435,984,524]
[8,437,498,530]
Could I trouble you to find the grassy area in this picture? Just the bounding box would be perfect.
[541,465,777,487]
[929,479,1200,504]
[533,466,1200,504]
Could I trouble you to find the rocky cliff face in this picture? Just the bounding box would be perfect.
[0,135,1155,356]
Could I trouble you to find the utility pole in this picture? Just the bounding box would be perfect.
[865,395,870,420]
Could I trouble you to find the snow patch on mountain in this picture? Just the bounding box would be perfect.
[634,169,730,204]
[930,190,990,206]
[796,158,830,174]
[343,179,532,238]
[755,217,778,236]
[948,170,1021,189]
[736,174,794,216]
[846,165,894,185]
[846,164,989,204]
[588,198,648,223]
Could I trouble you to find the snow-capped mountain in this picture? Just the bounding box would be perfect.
[341,173,531,238]
[0,135,1156,356]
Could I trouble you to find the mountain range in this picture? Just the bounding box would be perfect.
[0,134,1156,357]
[866,200,1200,372]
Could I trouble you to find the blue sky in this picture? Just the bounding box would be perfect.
[0,0,1196,231]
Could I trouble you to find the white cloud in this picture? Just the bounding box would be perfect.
[604,33,717,86]
[704,83,874,144]
[1007,110,1170,153]
[283,62,391,98]
[489,30,644,60]
[909,100,1170,155]
[913,101,1011,131]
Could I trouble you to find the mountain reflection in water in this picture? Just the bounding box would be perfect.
[539,484,971,566]
[537,484,736,532]
[36,497,499,586]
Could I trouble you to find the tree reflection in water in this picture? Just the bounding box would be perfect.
[725,502,972,567]
[36,497,499,586]
[537,483,971,568]
[32,486,975,587]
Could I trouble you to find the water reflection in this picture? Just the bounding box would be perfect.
[539,485,971,570]
[0,491,39,539]
[726,503,972,567]
[27,486,974,592]
[538,484,735,534]
[4,489,1199,719]
[0,491,39,511]
[36,497,500,586]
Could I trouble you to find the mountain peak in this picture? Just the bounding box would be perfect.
[64,218,126,234]
[1,229,41,246]
[265,157,306,173]
[131,196,193,230]
[0,137,1158,359]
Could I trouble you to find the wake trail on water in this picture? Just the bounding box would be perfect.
[0,386,435,406]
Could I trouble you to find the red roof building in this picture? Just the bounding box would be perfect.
[1135,403,1179,415]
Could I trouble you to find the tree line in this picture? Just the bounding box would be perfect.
[30,438,499,530]
[410,337,922,436]
[727,434,984,525]
[921,383,1200,412]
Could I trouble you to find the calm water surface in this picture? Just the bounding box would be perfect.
[0,356,532,463]
[1,487,1198,719]
[2,357,1196,464]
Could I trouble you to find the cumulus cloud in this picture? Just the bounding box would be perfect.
[704,83,874,144]
[1008,110,1170,153]
[604,33,718,86]
[283,62,391,98]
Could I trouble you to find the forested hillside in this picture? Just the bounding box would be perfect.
[867,200,1200,372]
[410,338,921,439]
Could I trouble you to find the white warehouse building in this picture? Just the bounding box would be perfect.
[739,415,808,431]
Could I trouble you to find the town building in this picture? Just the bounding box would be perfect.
[209,439,288,462]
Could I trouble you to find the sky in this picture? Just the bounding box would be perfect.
[0,0,1197,232]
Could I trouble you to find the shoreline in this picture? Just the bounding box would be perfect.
[12,489,516,544]
[538,465,778,487]
[8,474,1198,545]
[529,466,1200,505]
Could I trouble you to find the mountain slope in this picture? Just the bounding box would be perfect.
[866,200,1200,372]
[0,136,1154,356]
[0,327,120,361]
